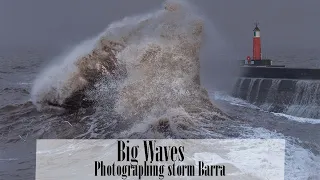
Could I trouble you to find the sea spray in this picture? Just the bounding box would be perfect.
[31,0,229,130]
[31,6,159,110]
[31,37,99,109]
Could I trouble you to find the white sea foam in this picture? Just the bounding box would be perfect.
[241,126,320,180]
[272,112,320,124]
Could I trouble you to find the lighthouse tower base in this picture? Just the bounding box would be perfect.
[239,59,282,67]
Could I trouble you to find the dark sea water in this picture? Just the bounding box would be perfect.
[1,1,320,179]
[1,48,320,180]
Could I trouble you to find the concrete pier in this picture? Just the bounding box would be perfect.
[240,66,320,80]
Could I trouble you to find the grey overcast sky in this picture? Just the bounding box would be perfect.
[1,0,320,55]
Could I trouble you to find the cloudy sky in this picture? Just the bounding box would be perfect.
[0,0,319,56]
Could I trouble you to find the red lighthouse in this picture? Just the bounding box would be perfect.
[240,23,272,66]
[253,23,261,60]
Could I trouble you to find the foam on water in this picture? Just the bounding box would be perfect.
[241,126,320,180]
[272,113,320,124]
[210,90,260,109]
[193,139,285,179]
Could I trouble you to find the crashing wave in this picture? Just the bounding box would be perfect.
[31,0,229,124]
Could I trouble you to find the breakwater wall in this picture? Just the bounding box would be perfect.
[232,78,320,118]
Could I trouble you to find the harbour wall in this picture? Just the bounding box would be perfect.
[232,77,320,118]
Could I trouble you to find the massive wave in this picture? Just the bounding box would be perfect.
[31,0,229,127]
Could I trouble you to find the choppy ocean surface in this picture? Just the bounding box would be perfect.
[1,0,320,179]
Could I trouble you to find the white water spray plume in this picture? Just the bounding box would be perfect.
[31,0,229,127]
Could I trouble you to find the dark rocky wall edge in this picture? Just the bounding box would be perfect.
[232,77,320,118]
